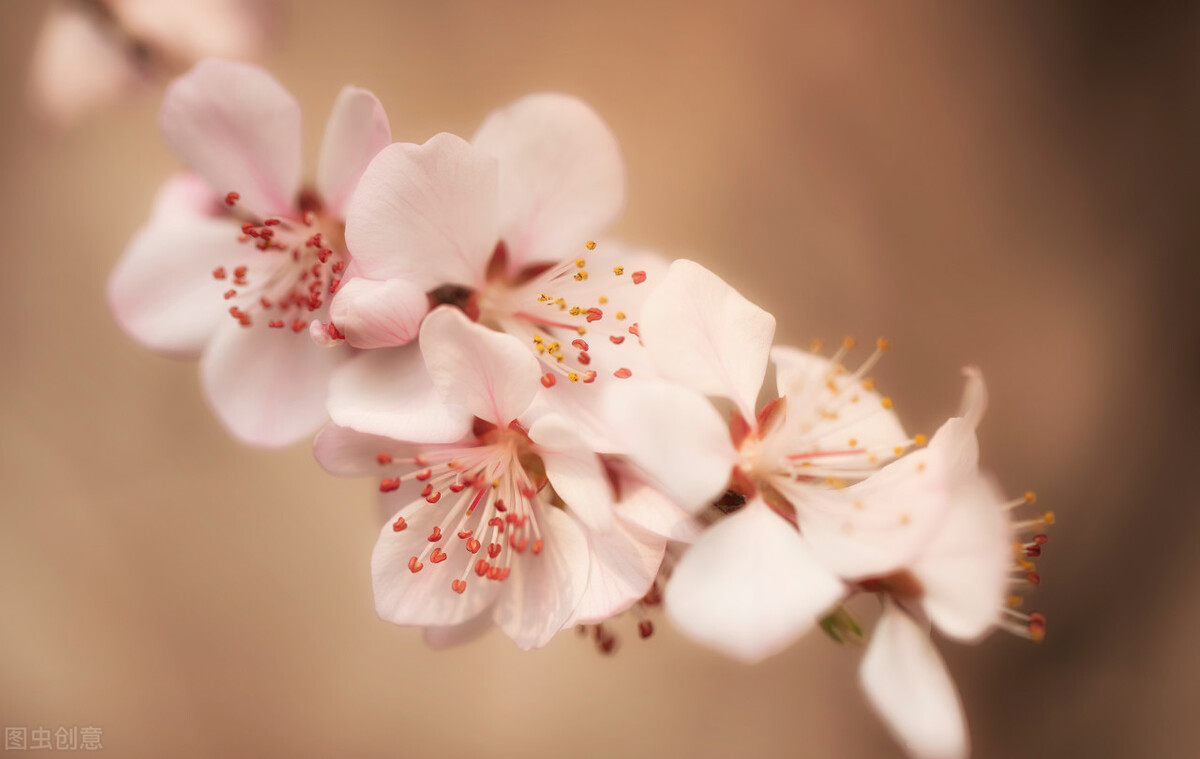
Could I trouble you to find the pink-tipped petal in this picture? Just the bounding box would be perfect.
[860,604,968,759]
[329,276,429,349]
[160,60,301,219]
[664,499,845,663]
[493,505,590,650]
[472,93,625,273]
[316,86,392,217]
[420,306,540,427]
[528,414,615,532]
[569,518,665,626]
[640,259,775,421]
[327,346,473,444]
[604,380,737,514]
[345,134,498,289]
[200,319,344,447]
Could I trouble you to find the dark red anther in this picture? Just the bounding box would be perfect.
[407,557,423,573]
[614,368,632,379]
[391,516,407,532]
[212,267,227,279]
[306,233,323,248]
[430,547,447,564]
[317,248,332,263]
[531,538,543,554]
[332,261,345,273]
[488,543,501,558]
[427,526,442,542]
[505,513,519,525]
[1025,546,1042,557]
[474,559,490,577]
[585,307,603,322]
[420,483,433,498]
[488,517,504,528]
[494,499,507,512]
[379,478,401,493]
[449,482,465,493]
[488,567,502,581]
[241,223,255,234]
[426,491,442,504]
[233,266,248,278]
[509,535,528,553]
[457,529,473,539]
[376,452,393,465]
[223,289,237,300]
[1029,612,1046,625]
[1033,534,1049,545]
[327,322,345,340]
[224,191,239,206]
[628,323,640,337]
[329,278,342,293]
[268,320,284,329]
[415,468,433,481]
[264,218,280,226]
[259,296,273,309]
[571,339,589,351]
[578,351,591,365]
[1026,572,1041,586]
[451,579,466,594]
[638,620,654,639]
[258,228,274,240]
[291,319,307,333]
[631,271,647,284]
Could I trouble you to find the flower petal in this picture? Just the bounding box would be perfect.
[160,60,301,219]
[914,474,1012,642]
[422,610,496,650]
[312,422,425,477]
[614,475,704,544]
[316,86,392,218]
[569,518,665,626]
[859,604,968,759]
[603,380,736,514]
[329,276,429,349]
[493,505,590,650]
[420,306,540,427]
[640,259,775,421]
[528,414,614,532]
[664,499,845,663]
[200,319,344,446]
[109,213,267,356]
[471,93,625,273]
[345,134,498,289]
[372,500,501,628]
[327,345,473,444]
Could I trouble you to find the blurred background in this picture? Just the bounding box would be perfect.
[2,1,1197,757]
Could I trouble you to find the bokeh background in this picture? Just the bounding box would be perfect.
[3,1,1198,757]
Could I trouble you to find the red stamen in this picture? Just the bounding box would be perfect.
[430,548,447,564]
[407,557,423,573]
[391,517,407,532]
[614,368,632,379]
[376,453,393,465]
[631,271,647,284]
[380,478,401,493]
[427,526,442,542]
[224,192,239,206]
[451,579,466,594]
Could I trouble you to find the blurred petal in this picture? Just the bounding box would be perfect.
[160,60,301,219]
[616,478,704,544]
[420,306,540,427]
[328,345,473,444]
[329,276,428,349]
[569,518,665,626]
[345,134,498,289]
[640,259,775,420]
[528,414,614,532]
[200,320,343,446]
[316,86,392,217]
[493,505,590,650]
[422,610,496,650]
[860,604,968,759]
[665,499,845,663]
[472,93,625,272]
[604,380,736,514]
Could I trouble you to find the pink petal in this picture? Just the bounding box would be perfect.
[316,86,392,218]
[664,499,845,663]
[117,0,269,61]
[420,306,540,427]
[569,518,665,626]
[329,276,429,349]
[109,212,264,356]
[528,414,614,532]
[150,173,223,219]
[312,423,424,478]
[640,259,775,421]
[327,346,473,444]
[345,134,498,289]
[603,380,736,514]
[472,93,625,273]
[614,477,703,544]
[493,505,590,650]
[422,611,496,650]
[859,604,968,759]
[160,60,301,219]
[200,319,345,447]
[372,501,501,628]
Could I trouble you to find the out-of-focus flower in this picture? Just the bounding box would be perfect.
[314,307,685,649]
[323,93,661,449]
[29,0,272,126]
[108,59,391,446]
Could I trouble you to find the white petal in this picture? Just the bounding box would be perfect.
[420,306,540,427]
[422,610,496,650]
[640,259,774,420]
[372,500,501,628]
[493,505,590,650]
[569,518,665,626]
[329,276,429,349]
[860,605,968,759]
[472,93,625,273]
[316,86,392,218]
[528,414,614,532]
[603,380,736,514]
[914,474,1012,641]
[615,477,704,544]
[327,345,473,444]
[160,60,301,219]
[109,213,262,355]
[345,134,498,289]
[957,366,987,429]
[200,319,344,447]
[664,499,845,663]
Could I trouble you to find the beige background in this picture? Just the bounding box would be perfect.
[2,1,1197,757]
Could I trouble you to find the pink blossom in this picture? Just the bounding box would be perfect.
[108,60,391,446]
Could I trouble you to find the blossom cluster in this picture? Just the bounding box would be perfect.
[108,60,1052,759]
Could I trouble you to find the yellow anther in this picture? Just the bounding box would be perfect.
[876,337,891,351]
[881,397,894,410]
[853,500,864,510]
[849,394,860,403]
[568,372,579,382]
[808,338,824,353]
[1030,625,1046,644]
[577,326,587,335]
[826,380,839,394]
[1007,594,1024,609]
[916,462,926,472]
[575,258,586,268]
[615,311,626,321]
[842,336,857,349]
[861,378,876,391]
[1018,558,1035,572]
[1043,511,1056,525]
[573,271,589,281]
[914,433,928,446]
[848,437,858,447]
[598,295,608,305]
[555,354,564,363]
[1024,490,1037,504]
[569,306,582,316]
[899,513,911,525]
[612,265,624,275]
[893,446,904,456]
[492,480,500,489]
[585,240,597,251]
